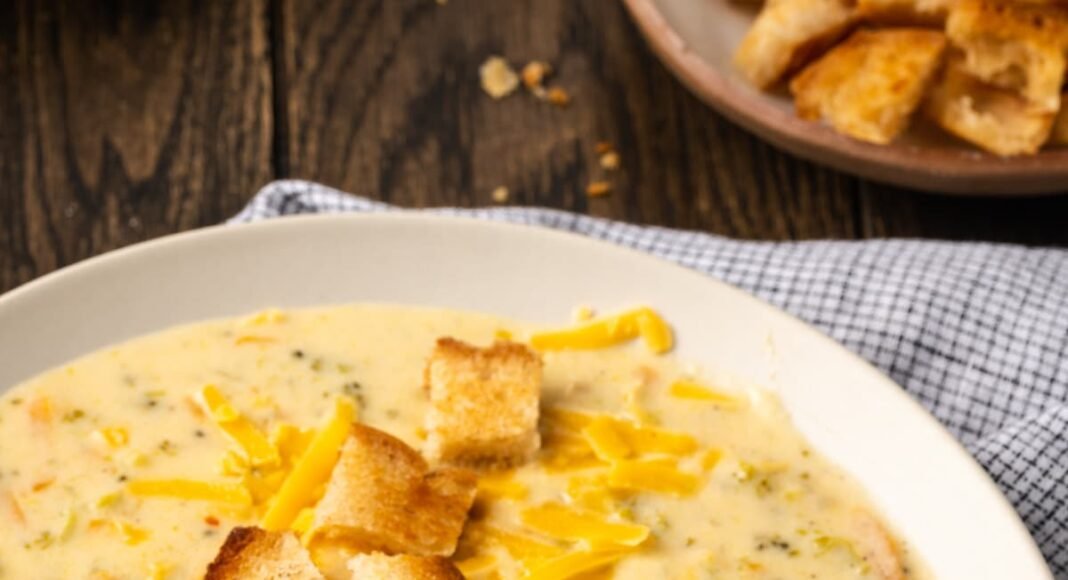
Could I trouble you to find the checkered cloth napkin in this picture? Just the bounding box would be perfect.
[234,180,1067,577]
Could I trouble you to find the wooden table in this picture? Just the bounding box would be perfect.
[3,0,1067,294]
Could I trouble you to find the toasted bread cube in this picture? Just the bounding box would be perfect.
[306,425,477,560]
[790,28,947,144]
[734,0,858,89]
[947,0,1068,111]
[424,338,542,466]
[204,527,323,580]
[925,54,1055,155]
[1052,93,1068,145]
[858,0,954,25]
[347,553,464,579]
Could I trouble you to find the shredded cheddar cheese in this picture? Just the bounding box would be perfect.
[233,335,277,346]
[525,546,636,580]
[566,473,629,513]
[701,448,723,472]
[634,309,673,354]
[478,472,529,501]
[462,522,565,566]
[580,417,631,461]
[669,379,741,407]
[520,503,650,547]
[127,479,253,506]
[543,408,597,433]
[91,426,129,450]
[290,507,316,535]
[529,308,674,354]
[197,385,279,467]
[270,423,316,467]
[608,458,700,496]
[454,554,498,576]
[241,308,288,326]
[581,416,698,462]
[539,436,605,473]
[260,397,355,531]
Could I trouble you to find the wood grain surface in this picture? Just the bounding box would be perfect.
[2,0,1067,294]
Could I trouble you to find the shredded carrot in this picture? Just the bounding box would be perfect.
[28,396,53,424]
[31,478,55,493]
[184,396,206,420]
[4,491,25,525]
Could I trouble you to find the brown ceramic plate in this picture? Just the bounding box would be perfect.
[623,0,1068,195]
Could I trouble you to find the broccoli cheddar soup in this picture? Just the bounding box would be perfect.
[0,305,929,579]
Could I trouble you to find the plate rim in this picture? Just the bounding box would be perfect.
[0,213,1054,577]
[622,0,1068,195]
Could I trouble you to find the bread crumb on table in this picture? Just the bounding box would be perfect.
[521,61,552,91]
[491,186,509,203]
[586,181,612,197]
[479,57,519,99]
[599,151,620,170]
[546,87,571,107]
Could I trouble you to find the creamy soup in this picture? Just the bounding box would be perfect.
[0,305,927,579]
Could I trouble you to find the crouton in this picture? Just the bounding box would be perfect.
[1052,93,1068,144]
[424,338,542,466]
[946,0,1068,111]
[734,0,859,89]
[857,0,955,25]
[790,28,947,144]
[204,527,323,580]
[851,510,907,580]
[924,53,1056,155]
[347,553,464,580]
[305,425,477,561]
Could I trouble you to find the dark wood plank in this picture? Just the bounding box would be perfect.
[0,0,274,294]
[859,184,1068,244]
[279,0,862,239]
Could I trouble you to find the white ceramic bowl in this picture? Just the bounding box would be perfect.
[0,215,1053,578]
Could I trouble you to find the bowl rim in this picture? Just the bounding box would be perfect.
[621,0,1068,195]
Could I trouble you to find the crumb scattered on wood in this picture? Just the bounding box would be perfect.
[491,186,509,203]
[586,181,612,197]
[521,61,552,92]
[480,56,519,99]
[546,87,571,107]
[599,151,620,170]
[483,57,572,107]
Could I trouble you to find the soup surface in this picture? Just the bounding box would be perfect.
[0,305,927,579]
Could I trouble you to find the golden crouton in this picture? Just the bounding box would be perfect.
[1052,93,1068,145]
[306,425,477,561]
[734,0,859,89]
[424,338,542,466]
[857,0,955,25]
[925,54,1056,155]
[946,0,1068,111]
[204,527,323,580]
[346,553,464,580]
[790,28,947,144]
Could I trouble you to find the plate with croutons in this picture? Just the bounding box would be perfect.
[623,0,1068,194]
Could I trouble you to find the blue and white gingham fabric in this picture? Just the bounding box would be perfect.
[234,180,1068,577]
